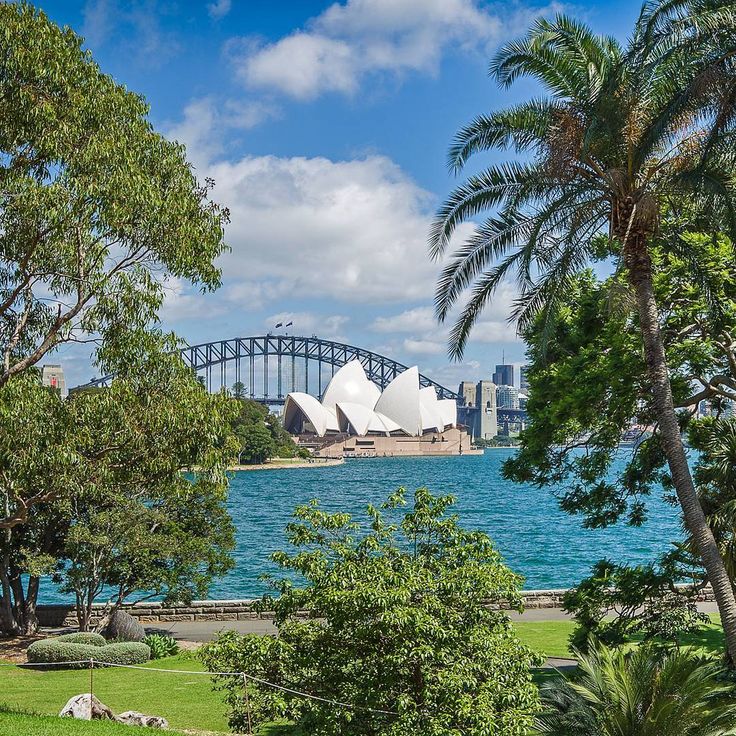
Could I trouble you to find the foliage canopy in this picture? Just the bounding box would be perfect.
[201,487,542,736]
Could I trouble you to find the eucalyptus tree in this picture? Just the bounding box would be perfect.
[429,13,736,656]
[0,4,227,382]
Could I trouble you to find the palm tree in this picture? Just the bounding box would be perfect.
[536,643,736,736]
[429,11,736,657]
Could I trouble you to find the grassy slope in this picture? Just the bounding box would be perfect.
[0,710,189,736]
[0,654,229,733]
[1,617,725,735]
[513,614,726,660]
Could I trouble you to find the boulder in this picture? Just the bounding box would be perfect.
[59,693,115,720]
[116,711,169,729]
[105,609,145,642]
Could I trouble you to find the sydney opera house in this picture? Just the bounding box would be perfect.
[283,360,473,457]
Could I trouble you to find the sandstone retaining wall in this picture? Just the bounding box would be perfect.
[37,586,718,628]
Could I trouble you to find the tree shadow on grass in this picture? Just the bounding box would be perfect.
[626,624,725,657]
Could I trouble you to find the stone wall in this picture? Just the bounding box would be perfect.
[36,586,717,628]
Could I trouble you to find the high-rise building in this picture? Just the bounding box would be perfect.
[459,381,477,408]
[493,363,514,387]
[42,364,67,398]
[496,384,519,410]
[520,365,529,394]
[475,380,498,439]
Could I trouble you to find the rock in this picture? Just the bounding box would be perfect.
[105,609,145,642]
[116,711,169,728]
[59,693,115,721]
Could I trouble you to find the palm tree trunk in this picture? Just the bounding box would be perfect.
[626,236,736,661]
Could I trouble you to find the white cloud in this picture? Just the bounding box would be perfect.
[167,97,278,169]
[369,281,520,357]
[232,0,503,100]
[158,277,227,323]
[371,306,436,333]
[207,0,232,20]
[403,338,445,355]
[238,34,357,99]
[203,153,467,305]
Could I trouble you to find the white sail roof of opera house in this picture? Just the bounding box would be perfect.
[282,360,456,438]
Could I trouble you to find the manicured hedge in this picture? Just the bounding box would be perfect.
[55,632,107,646]
[99,642,151,665]
[26,638,150,669]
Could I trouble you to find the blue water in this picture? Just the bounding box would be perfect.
[209,449,681,598]
[39,449,682,603]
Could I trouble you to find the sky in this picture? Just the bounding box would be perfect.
[36,0,644,390]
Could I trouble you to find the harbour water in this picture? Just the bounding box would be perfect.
[38,449,682,603]
[210,448,681,598]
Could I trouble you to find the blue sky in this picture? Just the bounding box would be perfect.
[38,0,643,389]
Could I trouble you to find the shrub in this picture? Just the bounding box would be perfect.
[100,642,151,665]
[142,634,180,659]
[26,639,100,668]
[26,637,150,668]
[105,609,146,642]
[55,632,107,646]
[536,643,736,735]
[201,487,542,736]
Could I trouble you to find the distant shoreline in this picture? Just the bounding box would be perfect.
[230,458,345,471]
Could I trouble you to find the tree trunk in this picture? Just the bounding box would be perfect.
[626,235,736,661]
[0,570,18,636]
[22,576,40,635]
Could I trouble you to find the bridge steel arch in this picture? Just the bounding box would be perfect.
[73,335,462,403]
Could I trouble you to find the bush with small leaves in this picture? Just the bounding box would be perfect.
[201,487,542,736]
[55,632,107,646]
[100,642,151,665]
[26,637,150,668]
[142,634,180,659]
[26,639,100,668]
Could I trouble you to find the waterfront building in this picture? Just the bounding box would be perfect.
[493,363,514,387]
[496,384,519,410]
[283,360,473,457]
[456,378,499,440]
[41,364,67,398]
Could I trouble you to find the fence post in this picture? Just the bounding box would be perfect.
[242,672,253,735]
[89,658,94,719]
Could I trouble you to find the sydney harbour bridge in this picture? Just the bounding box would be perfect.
[72,334,525,426]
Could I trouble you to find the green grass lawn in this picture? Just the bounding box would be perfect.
[514,621,578,659]
[513,614,726,660]
[0,708,190,736]
[0,616,726,735]
[0,654,230,733]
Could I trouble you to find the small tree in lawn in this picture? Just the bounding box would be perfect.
[54,342,238,631]
[200,487,542,736]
